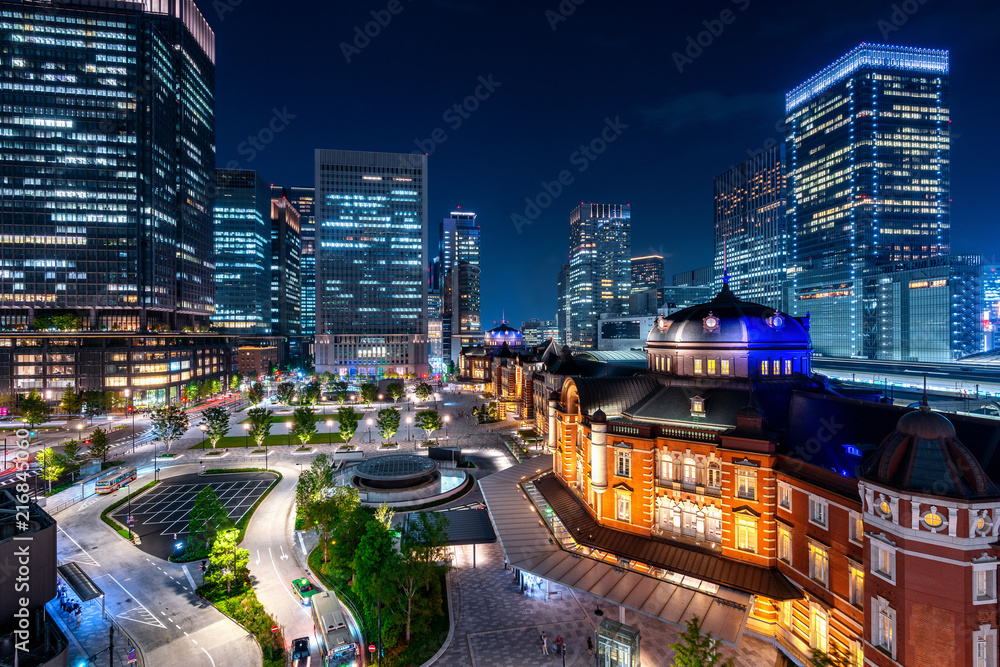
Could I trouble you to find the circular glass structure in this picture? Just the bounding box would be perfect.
[354,454,439,490]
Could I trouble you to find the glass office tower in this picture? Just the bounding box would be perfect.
[314,149,428,378]
[630,255,665,294]
[568,204,631,349]
[0,0,216,332]
[270,198,301,339]
[440,210,481,362]
[213,170,272,334]
[272,185,315,337]
[713,145,788,310]
[785,44,950,357]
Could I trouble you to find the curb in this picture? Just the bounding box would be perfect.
[419,568,459,667]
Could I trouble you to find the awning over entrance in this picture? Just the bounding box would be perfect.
[404,508,497,546]
[480,458,753,646]
[57,562,103,602]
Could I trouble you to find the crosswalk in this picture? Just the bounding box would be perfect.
[0,468,41,489]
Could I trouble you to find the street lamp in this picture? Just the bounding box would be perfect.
[199,423,207,450]
[285,421,292,448]
[444,414,450,438]
[125,388,135,453]
[125,482,133,542]
[326,419,334,448]
[367,418,373,443]
[242,422,249,450]
[406,415,412,443]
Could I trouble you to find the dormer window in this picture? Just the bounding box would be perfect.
[691,396,705,416]
[703,313,720,333]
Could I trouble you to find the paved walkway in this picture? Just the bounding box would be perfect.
[431,542,783,667]
[48,588,147,667]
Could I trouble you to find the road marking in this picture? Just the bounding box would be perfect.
[183,564,197,590]
[176,624,182,630]
[57,525,99,567]
[192,640,198,645]
[184,631,189,636]
[279,544,288,560]
[269,547,299,603]
[256,549,261,565]
[201,647,216,667]
[297,531,307,556]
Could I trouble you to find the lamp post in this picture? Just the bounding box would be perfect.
[378,394,383,408]
[125,389,135,453]
[406,415,412,443]
[367,418,373,443]
[242,422,249,450]
[125,482,132,542]
[285,421,292,448]
[199,423,207,451]
[444,414,450,438]
[326,419,333,448]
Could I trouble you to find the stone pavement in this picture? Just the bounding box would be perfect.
[47,591,146,667]
[430,542,783,667]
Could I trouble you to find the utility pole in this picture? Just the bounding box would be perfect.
[108,623,114,667]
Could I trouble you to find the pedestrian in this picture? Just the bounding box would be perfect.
[587,636,593,656]
[75,606,82,628]
[540,631,547,656]
[553,636,563,654]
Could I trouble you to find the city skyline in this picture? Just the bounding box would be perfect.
[210,0,1000,326]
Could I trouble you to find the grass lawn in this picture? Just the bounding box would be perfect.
[192,432,345,449]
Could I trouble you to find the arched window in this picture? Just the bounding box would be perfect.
[707,462,721,490]
[682,458,696,486]
[661,456,673,483]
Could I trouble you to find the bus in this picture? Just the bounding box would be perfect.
[95,466,137,493]
[310,591,359,667]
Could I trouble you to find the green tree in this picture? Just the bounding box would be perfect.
[669,616,734,667]
[413,382,433,401]
[229,373,242,391]
[336,406,360,442]
[80,390,105,420]
[415,409,443,440]
[386,382,405,404]
[150,403,189,452]
[398,511,450,642]
[300,380,322,406]
[89,427,111,463]
[276,381,296,404]
[246,407,271,448]
[376,407,401,443]
[807,647,854,667]
[59,389,82,415]
[21,389,50,428]
[189,486,232,550]
[62,440,84,472]
[291,406,318,447]
[246,382,264,405]
[35,447,65,494]
[186,381,201,404]
[104,390,122,410]
[353,514,401,640]
[295,454,337,559]
[201,406,230,449]
[359,382,378,404]
[330,380,349,404]
[206,528,249,595]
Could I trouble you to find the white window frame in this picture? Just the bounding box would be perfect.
[661,456,673,483]
[615,449,630,478]
[871,539,896,585]
[808,495,829,528]
[779,600,791,628]
[705,507,722,543]
[809,605,829,653]
[849,510,864,545]
[694,358,703,374]
[721,359,730,375]
[808,541,829,587]
[616,493,630,522]
[777,480,792,511]
[736,466,756,501]
[735,514,757,553]
[973,562,998,605]
[706,461,721,490]
[682,458,696,486]
[848,561,864,607]
[973,625,997,667]
[872,596,897,660]
[778,524,792,564]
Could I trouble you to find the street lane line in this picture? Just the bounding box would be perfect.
[57,525,100,567]
[183,564,197,590]
[201,647,216,667]
[269,547,299,602]
[297,531,307,555]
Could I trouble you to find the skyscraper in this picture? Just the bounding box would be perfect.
[440,210,481,362]
[313,149,428,378]
[272,186,315,337]
[270,198,302,340]
[0,0,216,332]
[213,170,272,334]
[557,263,570,345]
[567,203,631,349]
[785,44,950,356]
[630,255,665,293]
[713,145,788,310]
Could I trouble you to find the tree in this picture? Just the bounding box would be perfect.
[669,616,734,667]
[246,382,264,405]
[398,511,450,642]
[89,427,111,463]
[359,382,378,404]
[59,389,82,415]
[807,647,854,667]
[230,373,242,391]
[331,381,349,404]
[150,404,189,452]
[201,406,230,450]
[415,409,443,440]
[206,528,249,595]
[35,447,65,495]
[189,486,232,550]
[413,382,433,401]
[300,380,322,406]
[80,390,106,420]
[275,381,296,405]
[376,407,401,443]
[386,382,405,404]
[185,381,201,404]
[246,407,271,448]
[291,406,318,447]
[21,389,50,428]
[62,439,84,472]
[336,406,360,442]
[353,514,401,639]
[104,390,122,410]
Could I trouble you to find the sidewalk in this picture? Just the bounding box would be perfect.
[47,589,145,667]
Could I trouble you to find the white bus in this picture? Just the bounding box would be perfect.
[310,591,359,667]
[95,466,137,494]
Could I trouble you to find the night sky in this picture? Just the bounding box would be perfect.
[211,0,1000,327]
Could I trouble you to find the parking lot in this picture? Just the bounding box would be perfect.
[111,470,278,558]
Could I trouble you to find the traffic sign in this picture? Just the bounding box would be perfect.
[127,515,134,527]
[271,625,279,633]
[127,648,137,663]
[368,644,376,653]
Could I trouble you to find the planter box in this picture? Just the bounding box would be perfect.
[293,448,314,455]
[203,451,228,458]
[155,454,183,461]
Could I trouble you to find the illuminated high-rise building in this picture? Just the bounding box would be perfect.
[785,44,950,356]
[440,210,481,362]
[313,149,428,378]
[567,203,631,349]
[630,255,665,294]
[213,170,272,334]
[270,198,301,342]
[0,0,216,333]
[272,185,315,337]
[713,146,788,310]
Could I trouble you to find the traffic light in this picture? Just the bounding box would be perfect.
[84,439,91,445]
[29,430,36,437]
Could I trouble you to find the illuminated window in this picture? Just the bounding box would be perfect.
[705,507,722,543]
[810,607,829,653]
[736,466,756,500]
[872,542,895,584]
[778,481,792,511]
[849,511,864,544]
[773,360,781,375]
[690,397,705,415]
[661,456,673,482]
[706,462,721,490]
[809,543,829,587]
[849,562,864,607]
[707,359,716,374]
[615,450,630,478]
[809,496,828,528]
[682,458,696,486]
[616,493,630,522]
[735,515,757,552]
[785,359,793,375]
[778,525,791,564]
[721,359,730,375]
[760,360,768,375]
[780,600,791,628]
[694,358,703,374]
[873,597,896,659]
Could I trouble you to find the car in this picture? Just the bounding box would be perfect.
[291,637,310,661]
[292,577,320,605]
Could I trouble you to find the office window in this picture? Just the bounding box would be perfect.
[777,481,792,511]
[809,496,828,528]
[735,515,757,553]
[785,359,793,375]
[736,466,756,501]
[706,462,721,490]
[616,450,630,478]
[707,359,716,374]
[810,607,829,654]
[809,543,829,587]
[849,510,864,544]
[616,493,630,522]
[721,359,730,375]
[849,562,864,607]
[694,358,703,374]
[974,565,997,604]
[778,525,791,564]
[872,542,895,584]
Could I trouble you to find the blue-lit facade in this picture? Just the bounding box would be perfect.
[213,170,271,334]
[313,149,428,378]
[272,185,315,338]
[270,198,301,340]
[441,210,481,363]
[0,0,216,333]
[785,44,950,357]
